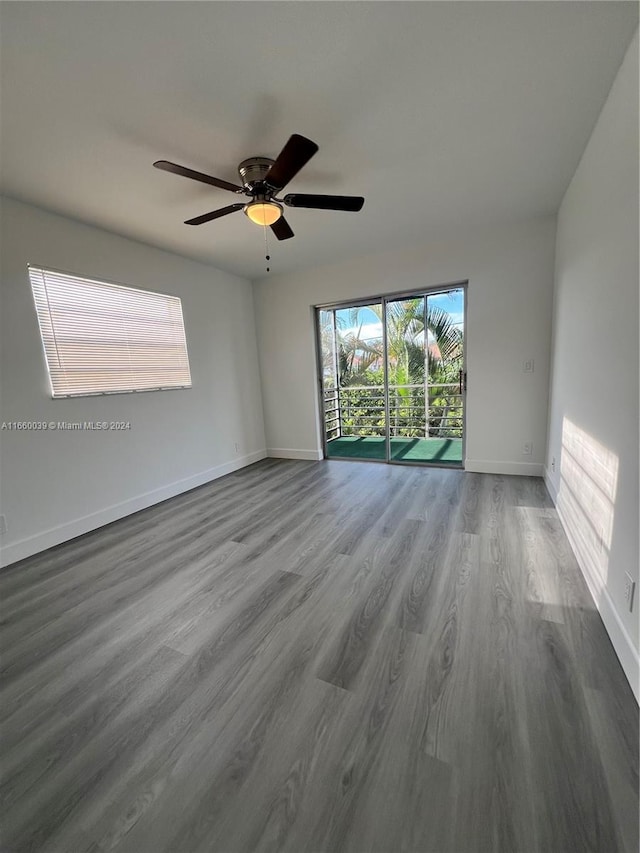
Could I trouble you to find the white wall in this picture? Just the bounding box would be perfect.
[0,197,266,566]
[254,216,556,474]
[545,31,639,700]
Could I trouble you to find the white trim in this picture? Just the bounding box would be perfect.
[0,449,267,568]
[543,466,559,503]
[267,447,323,461]
[543,469,639,703]
[465,459,544,476]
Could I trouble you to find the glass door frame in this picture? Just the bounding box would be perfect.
[314,280,468,468]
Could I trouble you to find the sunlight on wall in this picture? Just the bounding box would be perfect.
[558,417,619,590]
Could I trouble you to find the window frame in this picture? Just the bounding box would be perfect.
[28,263,193,399]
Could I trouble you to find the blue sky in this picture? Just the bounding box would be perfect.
[338,289,464,341]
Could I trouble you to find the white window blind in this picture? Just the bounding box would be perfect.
[28,266,192,398]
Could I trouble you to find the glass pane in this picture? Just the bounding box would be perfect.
[385,289,465,465]
[322,302,386,461]
[424,288,465,464]
[318,309,340,444]
[385,297,427,462]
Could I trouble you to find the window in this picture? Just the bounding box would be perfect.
[28,265,192,398]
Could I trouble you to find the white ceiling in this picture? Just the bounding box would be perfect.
[1,2,637,280]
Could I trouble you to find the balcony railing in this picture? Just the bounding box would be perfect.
[323,383,463,441]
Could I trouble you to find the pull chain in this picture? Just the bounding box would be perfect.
[263,223,271,273]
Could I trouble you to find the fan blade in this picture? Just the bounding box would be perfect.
[284,193,364,212]
[265,134,318,190]
[154,160,244,194]
[270,216,295,241]
[184,204,244,225]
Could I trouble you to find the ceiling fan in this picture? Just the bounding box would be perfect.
[153,133,364,241]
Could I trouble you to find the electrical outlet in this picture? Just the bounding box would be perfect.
[234,442,239,453]
[624,573,635,612]
[522,442,533,456]
[0,515,6,536]
[551,456,556,472]
[523,359,534,373]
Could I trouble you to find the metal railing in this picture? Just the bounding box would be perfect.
[323,383,463,441]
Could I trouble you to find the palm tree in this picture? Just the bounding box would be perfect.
[372,299,462,380]
[369,299,463,436]
[334,308,382,386]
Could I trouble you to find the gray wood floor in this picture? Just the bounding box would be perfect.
[1,459,637,853]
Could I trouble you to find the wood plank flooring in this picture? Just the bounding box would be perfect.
[1,459,637,852]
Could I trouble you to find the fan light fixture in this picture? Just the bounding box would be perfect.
[244,201,282,226]
[153,134,365,243]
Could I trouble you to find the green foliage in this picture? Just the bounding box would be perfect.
[321,298,464,439]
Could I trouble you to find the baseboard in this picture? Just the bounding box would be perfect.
[465,459,544,476]
[0,449,267,568]
[543,470,639,703]
[543,466,558,503]
[267,447,323,461]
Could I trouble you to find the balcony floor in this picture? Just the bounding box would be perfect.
[326,435,463,465]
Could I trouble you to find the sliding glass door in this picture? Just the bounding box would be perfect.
[317,285,466,467]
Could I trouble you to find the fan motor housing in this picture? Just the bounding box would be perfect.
[238,157,275,192]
